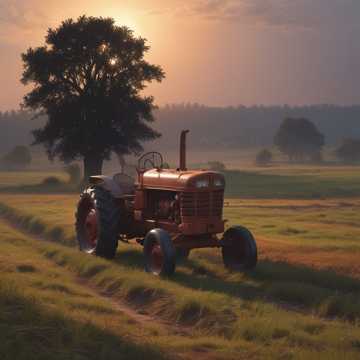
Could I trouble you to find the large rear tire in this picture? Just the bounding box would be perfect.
[143,229,176,276]
[75,187,120,259]
[222,226,257,270]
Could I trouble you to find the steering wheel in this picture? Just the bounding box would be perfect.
[137,152,164,171]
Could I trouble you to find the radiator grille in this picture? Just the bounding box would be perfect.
[180,190,224,217]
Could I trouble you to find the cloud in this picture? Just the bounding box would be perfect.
[162,0,360,30]
[1,0,359,46]
[0,0,51,44]
[0,0,47,29]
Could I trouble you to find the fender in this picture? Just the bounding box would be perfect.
[89,175,130,198]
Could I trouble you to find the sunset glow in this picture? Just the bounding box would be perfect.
[0,0,359,110]
[113,13,140,34]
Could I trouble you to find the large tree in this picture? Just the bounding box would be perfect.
[21,16,165,180]
[274,118,324,162]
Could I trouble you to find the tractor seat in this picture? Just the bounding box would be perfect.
[113,173,135,195]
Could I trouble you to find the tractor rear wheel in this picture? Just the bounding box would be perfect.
[222,226,257,270]
[75,186,120,259]
[143,229,176,276]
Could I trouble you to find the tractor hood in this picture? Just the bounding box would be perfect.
[139,169,225,191]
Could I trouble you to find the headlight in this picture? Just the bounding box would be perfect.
[214,178,224,187]
[196,178,209,188]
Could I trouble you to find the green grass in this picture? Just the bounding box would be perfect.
[0,281,166,360]
[2,164,360,199]
[0,194,78,240]
[0,223,172,360]
[224,165,360,198]
[225,199,360,248]
[1,200,360,359]
[0,170,81,194]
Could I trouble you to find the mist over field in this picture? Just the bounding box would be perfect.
[2,104,360,155]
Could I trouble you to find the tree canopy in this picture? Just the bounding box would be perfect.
[21,15,165,179]
[274,118,324,162]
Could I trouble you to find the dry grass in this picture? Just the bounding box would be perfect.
[0,171,68,188]
[224,198,360,278]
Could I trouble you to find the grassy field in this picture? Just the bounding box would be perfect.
[1,164,360,198]
[0,165,359,359]
[224,165,360,198]
[0,171,68,188]
[0,194,360,359]
[0,221,169,360]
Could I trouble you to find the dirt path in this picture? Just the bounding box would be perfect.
[76,277,191,337]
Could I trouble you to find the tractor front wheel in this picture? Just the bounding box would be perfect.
[143,229,176,276]
[75,187,120,259]
[222,226,257,270]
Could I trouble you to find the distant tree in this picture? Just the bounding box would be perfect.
[21,15,165,181]
[274,118,324,162]
[1,145,32,169]
[255,149,273,166]
[335,138,360,163]
[208,161,226,171]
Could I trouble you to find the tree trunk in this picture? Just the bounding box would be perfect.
[83,155,103,184]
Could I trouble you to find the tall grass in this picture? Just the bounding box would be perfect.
[0,202,74,245]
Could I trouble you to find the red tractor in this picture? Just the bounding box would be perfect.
[75,130,257,276]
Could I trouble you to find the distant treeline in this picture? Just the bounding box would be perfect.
[154,104,360,149]
[1,104,360,153]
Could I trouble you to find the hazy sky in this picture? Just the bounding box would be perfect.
[0,0,360,110]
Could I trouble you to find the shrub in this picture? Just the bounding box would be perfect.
[255,149,273,166]
[207,161,226,171]
[64,163,81,184]
[42,176,62,186]
[335,138,360,163]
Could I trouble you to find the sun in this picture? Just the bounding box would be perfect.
[113,14,139,34]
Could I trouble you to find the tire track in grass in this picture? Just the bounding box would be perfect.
[76,277,191,337]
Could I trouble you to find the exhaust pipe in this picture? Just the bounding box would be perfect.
[179,130,190,171]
